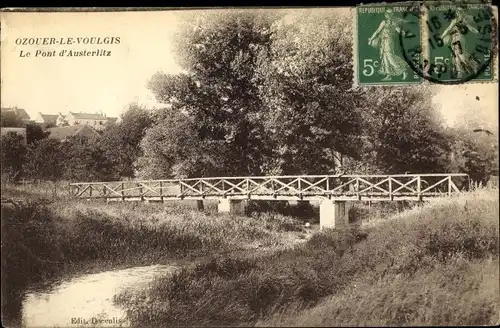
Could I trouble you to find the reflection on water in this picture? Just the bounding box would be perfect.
[21,264,177,328]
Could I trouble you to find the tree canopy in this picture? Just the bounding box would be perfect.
[138,10,458,179]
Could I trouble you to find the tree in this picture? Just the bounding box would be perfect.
[255,10,366,174]
[60,135,116,182]
[24,138,63,181]
[446,127,498,185]
[146,10,280,177]
[0,132,27,182]
[25,123,49,145]
[136,109,227,179]
[143,9,456,178]
[359,86,451,174]
[99,103,153,178]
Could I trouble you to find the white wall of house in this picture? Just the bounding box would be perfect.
[34,113,45,123]
[65,112,76,125]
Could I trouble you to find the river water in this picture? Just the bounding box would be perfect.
[19,264,177,328]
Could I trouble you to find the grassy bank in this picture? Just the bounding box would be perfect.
[115,188,499,326]
[1,181,71,201]
[0,197,307,325]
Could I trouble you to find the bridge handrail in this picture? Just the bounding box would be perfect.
[69,173,469,186]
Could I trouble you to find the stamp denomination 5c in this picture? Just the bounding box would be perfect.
[355,1,497,86]
[423,2,496,83]
[355,3,423,85]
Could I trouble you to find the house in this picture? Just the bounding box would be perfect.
[1,107,33,124]
[63,112,109,130]
[35,111,119,130]
[34,112,59,127]
[106,117,119,125]
[47,125,100,142]
[0,127,27,145]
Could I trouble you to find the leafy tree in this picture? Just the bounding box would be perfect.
[0,132,27,182]
[446,127,498,185]
[60,135,116,182]
[142,9,458,178]
[136,109,227,179]
[255,10,365,174]
[24,138,63,181]
[25,123,49,145]
[99,103,153,178]
[146,10,279,177]
[359,86,451,174]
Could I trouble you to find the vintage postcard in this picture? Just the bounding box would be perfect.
[1,2,499,328]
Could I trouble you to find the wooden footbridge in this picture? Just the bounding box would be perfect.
[70,173,469,229]
[70,174,469,202]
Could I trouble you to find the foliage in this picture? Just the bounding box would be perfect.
[24,138,63,181]
[142,10,458,177]
[359,86,451,174]
[256,10,365,174]
[0,132,27,182]
[25,123,49,145]
[99,103,153,178]
[143,11,280,177]
[59,135,116,182]
[446,110,499,184]
[136,108,228,179]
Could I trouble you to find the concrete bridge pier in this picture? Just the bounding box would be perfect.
[218,199,246,215]
[320,199,348,230]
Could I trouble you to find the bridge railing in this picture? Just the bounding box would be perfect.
[69,173,470,201]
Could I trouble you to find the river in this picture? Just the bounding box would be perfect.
[16,264,177,328]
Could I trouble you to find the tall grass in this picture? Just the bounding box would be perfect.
[1,181,71,201]
[1,198,306,325]
[115,188,499,326]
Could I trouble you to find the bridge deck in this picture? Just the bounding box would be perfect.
[69,174,469,202]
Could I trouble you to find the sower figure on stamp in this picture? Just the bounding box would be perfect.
[440,7,481,79]
[368,8,410,81]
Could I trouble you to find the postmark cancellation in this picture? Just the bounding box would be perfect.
[354,0,497,86]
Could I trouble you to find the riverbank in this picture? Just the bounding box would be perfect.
[115,188,499,326]
[1,196,309,326]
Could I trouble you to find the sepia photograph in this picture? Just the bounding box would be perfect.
[1,2,499,327]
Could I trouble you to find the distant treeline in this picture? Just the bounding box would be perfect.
[1,11,498,184]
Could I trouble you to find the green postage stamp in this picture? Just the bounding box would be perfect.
[425,2,495,83]
[355,1,496,86]
[355,4,422,85]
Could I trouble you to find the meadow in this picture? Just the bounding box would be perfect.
[2,182,498,326]
[0,183,308,325]
[113,188,499,326]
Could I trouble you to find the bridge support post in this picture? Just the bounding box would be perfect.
[196,200,204,211]
[320,200,348,230]
[218,199,246,215]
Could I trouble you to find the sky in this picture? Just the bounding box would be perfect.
[1,8,498,126]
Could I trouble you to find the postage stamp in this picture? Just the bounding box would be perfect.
[355,3,423,85]
[406,1,497,84]
[355,0,497,86]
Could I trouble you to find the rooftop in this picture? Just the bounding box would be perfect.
[38,113,59,122]
[47,125,100,140]
[1,107,31,120]
[70,112,108,120]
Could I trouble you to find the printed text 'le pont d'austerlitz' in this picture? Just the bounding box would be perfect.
[16,36,121,58]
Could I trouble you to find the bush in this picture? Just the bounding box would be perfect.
[0,132,26,182]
